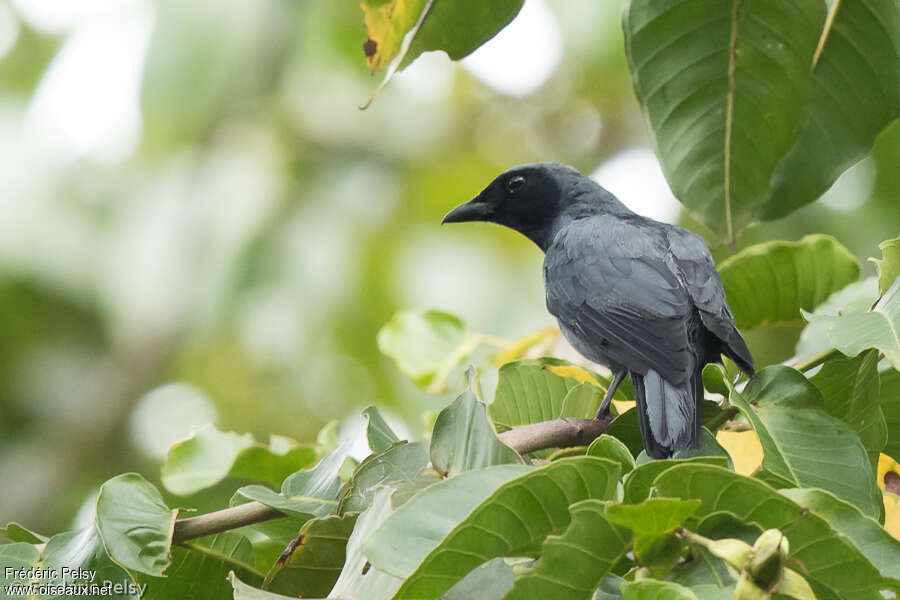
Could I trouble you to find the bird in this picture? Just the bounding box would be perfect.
[442,163,754,458]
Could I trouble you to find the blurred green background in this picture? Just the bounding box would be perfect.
[0,0,897,534]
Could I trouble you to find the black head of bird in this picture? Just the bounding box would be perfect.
[442,162,630,251]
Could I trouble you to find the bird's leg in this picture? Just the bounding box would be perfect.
[595,369,627,420]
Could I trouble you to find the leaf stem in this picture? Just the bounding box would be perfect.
[792,348,841,372]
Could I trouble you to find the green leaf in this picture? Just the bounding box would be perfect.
[431,367,524,477]
[623,457,730,504]
[607,498,702,536]
[764,0,900,220]
[871,238,900,295]
[0,542,41,587]
[385,457,622,600]
[262,514,357,597]
[805,278,900,370]
[96,473,177,577]
[377,309,471,392]
[490,359,618,458]
[42,526,141,598]
[233,444,349,518]
[621,579,698,600]
[1,522,47,544]
[234,517,310,574]
[503,500,632,600]
[882,368,900,462]
[793,277,881,364]
[727,366,883,519]
[363,465,534,579]
[330,488,404,600]
[361,0,524,73]
[623,0,825,242]
[607,408,646,457]
[560,383,605,419]
[654,464,888,600]
[141,533,262,600]
[587,435,636,475]
[161,425,317,496]
[363,405,400,453]
[780,488,900,581]
[672,429,734,470]
[718,235,861,329]
[809,350,886,467]
[403,0,524,67]
[337,441,429,514]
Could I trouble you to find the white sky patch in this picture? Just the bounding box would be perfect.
[461,0,563,97]
[8,0,119,33]
[0,2,20,59]
[394,50,457,103]
[590,148,683,223]
[24,0,154,164]
[129,383,218,460]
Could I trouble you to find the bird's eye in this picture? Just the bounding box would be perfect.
[506,175,526,194]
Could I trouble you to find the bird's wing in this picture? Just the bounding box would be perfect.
[545,217,695,385]
[666,227,754,374]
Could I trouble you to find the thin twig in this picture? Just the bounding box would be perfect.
[170,416,612,544]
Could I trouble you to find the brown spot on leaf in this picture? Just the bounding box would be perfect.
[363,38,378,58]
[885,470,900,495]
[361,561,371,575]
[276,534,304,565]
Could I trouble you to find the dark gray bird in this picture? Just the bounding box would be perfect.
[442,163,753,458]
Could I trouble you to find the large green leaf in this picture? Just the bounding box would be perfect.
[141,533,261,600]
[654,464,889,600]
[363,465,534,579]
[623,0,825,242]
[780,488,900,581]
[727,366,883,519]
[809,350,886,467]
[623,456,730,504]
[337,441,430,514]
[229,572,296,600]
[587,435,636,475]
[872,237,900,295]
[503,500,632,600]
[377,309,470,392]
[232,444,349,518]
[262,514,357,597]
[805,278,900,370]
[718,235,860,329]
[764,0,900,219]
[161,425,317,496]
[385,457,622,600]
[882,368,900,462]
[95,473,177,577]
[430,367,523,477]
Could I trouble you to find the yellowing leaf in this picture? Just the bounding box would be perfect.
[885,493,900,541]
[716,430,763,476]
[544,364,601,387]
[494,327,559,366]
[360,0,429,73]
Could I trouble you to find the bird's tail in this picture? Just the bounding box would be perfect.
[631,368,703,459]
